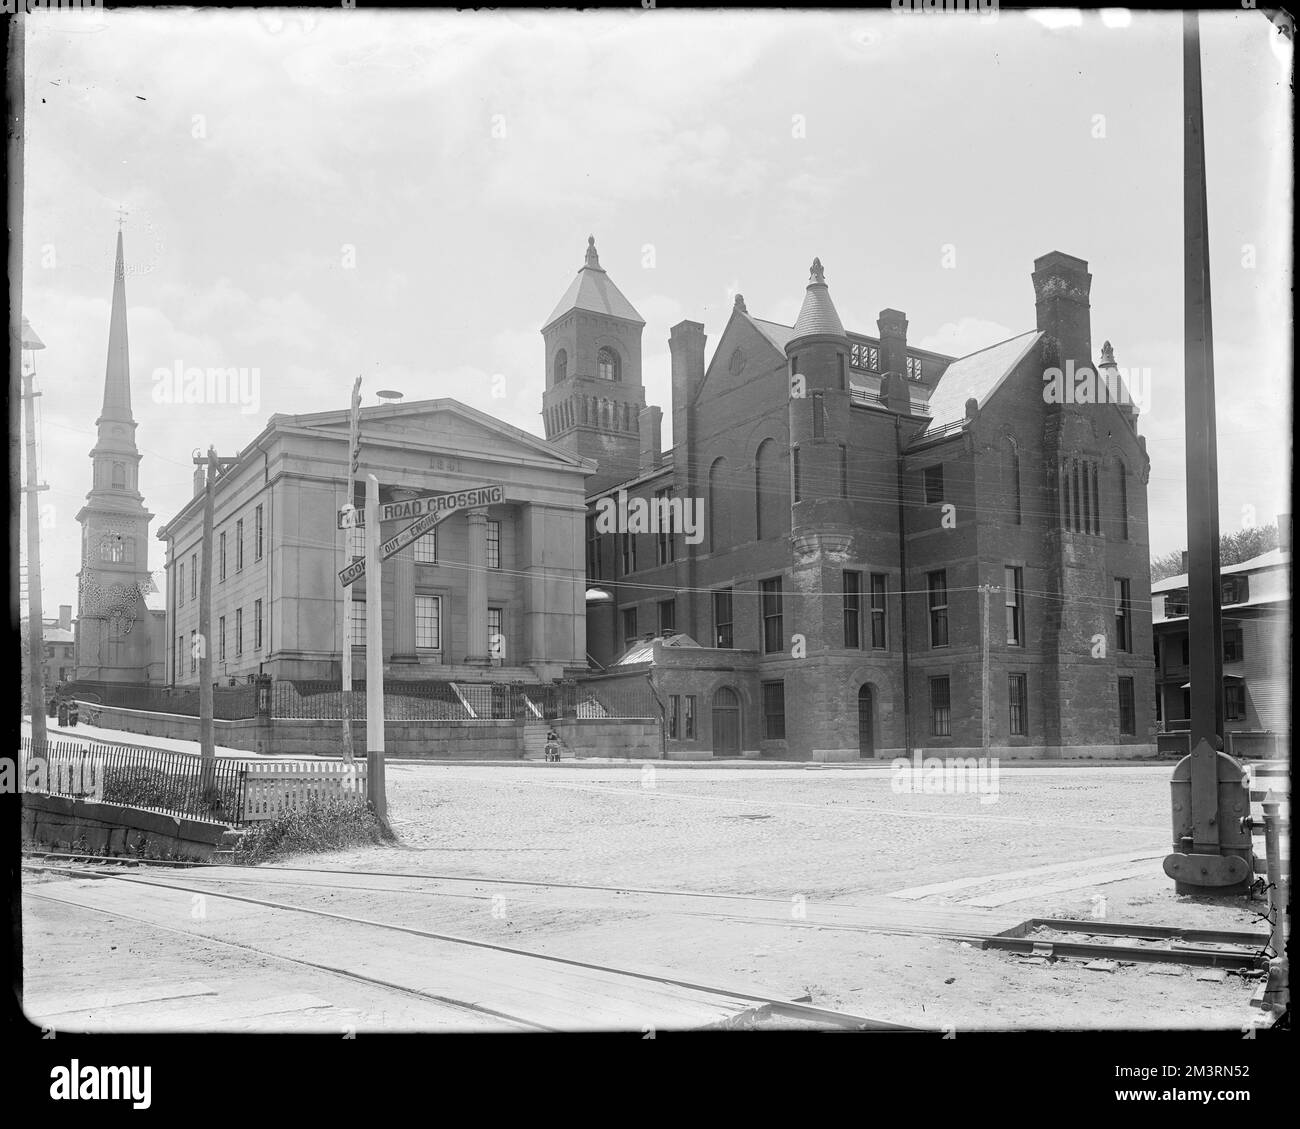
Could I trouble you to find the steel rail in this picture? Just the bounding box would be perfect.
[24,863,915,1031]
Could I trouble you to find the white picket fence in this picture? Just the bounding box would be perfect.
[242,761,368,823]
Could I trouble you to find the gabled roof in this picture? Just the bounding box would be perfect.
[745,315,796,354]
[1152,548,1292,594]
[543,236,644,330]
[919,329,1042,433]
[613,633,702,666]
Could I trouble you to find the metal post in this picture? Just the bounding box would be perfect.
[197,448,217,802]
[1261,799,1286,960]
[978,583,994,755]
[340,375,361,764]
[365,473,387,821]
[22,366,49,750]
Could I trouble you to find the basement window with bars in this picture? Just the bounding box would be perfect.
[1117,676,1136,735]
[761,681,786,741]
[714,588,734,649]
[927,570,949,647]
[930,676,951,736]
[1009,673,1028,736]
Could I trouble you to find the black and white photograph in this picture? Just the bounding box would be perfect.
[5,0,1292,1106]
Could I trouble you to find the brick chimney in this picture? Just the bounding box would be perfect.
[669,320,706,490]
[59,604,71,631]
[1032,251,1092,370]
[877,308,908,379]
[638,405,662,473]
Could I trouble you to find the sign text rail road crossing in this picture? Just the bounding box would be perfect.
[338,483,505,586]
[337,483,504,529]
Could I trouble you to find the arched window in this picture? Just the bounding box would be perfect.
[708,457,726,550]
[839,444,849,499]
[554,349,568,384]
[597,347,620,382]
[1004,439,1021,525]
[754,439,790,541]
[111,463,126,489]
[792,446,801,503]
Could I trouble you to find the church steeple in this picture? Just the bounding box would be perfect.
[100,229,134,425]
[75,229,156,683]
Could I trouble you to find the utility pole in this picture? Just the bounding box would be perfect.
[340,376,362,764]
[977,583,998,756]
[364,472,387,823]
[21,319,49,749]
[194,447,237,807]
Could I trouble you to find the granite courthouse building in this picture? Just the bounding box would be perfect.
[552,240,1156,760]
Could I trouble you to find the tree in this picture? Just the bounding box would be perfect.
[1150,522,1279,583]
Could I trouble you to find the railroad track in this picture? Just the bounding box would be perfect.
[23,858,914,1031]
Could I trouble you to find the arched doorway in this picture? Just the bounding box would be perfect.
[857,684,875,757]
[712,687,741,757]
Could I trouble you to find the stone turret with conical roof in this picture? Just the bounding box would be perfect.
[541,235,648,495]
[786,257,852,537]
[74,229,158,682]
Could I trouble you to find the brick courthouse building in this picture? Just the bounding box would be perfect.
[550,242,1156,759]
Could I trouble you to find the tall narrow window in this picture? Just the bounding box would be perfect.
[683,695,696,740]
[236,519,245,571]
[488,607,503,658]
[714,588,734,649]
[254,598,263,650]
[586,515,601,578]
[414,526,437,563]
[351,596,366,646]
[924,464,944,505]
[869,574,887,649]
[178,562,185,607]
[1080,461,1090,533]
[928,570,949,647]
[1117,464,1129,540]
[761,681,786,740]
[1091,462,1100,533]
[930,676,951,736]
[1009,673,1028,735]
[1225,683,1246,721]
[837,354,847,391]
[655,489,675,564]
[622,607,638,644]
[486,519,501,569]
[554,349,568,383]
[350,526,365,561]
[1061,463,1073,530]
[1118,677,1136,735]
[668,695,680,740]
[218,616,226,662]
[843,570,862,649]
[219,531,227,581]
[112,463,126,489]
[191,553,198,599]
[761,577,783,654]
[190,630,197,672]
[1115,578,1132,652]
[235,608,243,656]
[178,635,184,678]
[415,595,442,649]
[255,504,264,560]
[839,445,848,499]
[658,599,676,635]
[1005,566,1024,646]
[812,392,825,438]
[792,447,801,503]
[620,531,636,575]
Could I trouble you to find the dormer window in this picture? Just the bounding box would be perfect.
[597,347,620,382]
[554,349,568,383]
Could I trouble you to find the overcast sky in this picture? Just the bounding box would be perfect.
[20,7,1292,612]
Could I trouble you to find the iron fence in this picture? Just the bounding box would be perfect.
[19,736,247,826]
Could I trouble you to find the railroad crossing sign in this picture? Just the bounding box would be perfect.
[337,483,504,529]
[336,484,505,587]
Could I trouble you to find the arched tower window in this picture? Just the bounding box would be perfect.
[1004,439,1021,526]
[754,439,789,541]
[112,463,126,489]
[597,347,620,382]
[554,349,568,384]
[708,457,726,550]
[1116,460,1129,540]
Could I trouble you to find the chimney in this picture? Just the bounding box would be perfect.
[638,405,662,473]
[882,371,910,414]
[1032,251,1092,371]
[877,308,908,379]
[1278,513,1292,553]
[669,320,706,489]
[59,605,71,631]
[194,463,207,497]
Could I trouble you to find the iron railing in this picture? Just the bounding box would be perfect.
[19,736,247,826]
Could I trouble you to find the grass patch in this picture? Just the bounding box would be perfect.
[100,765,242,823]
[232,795,392,865]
